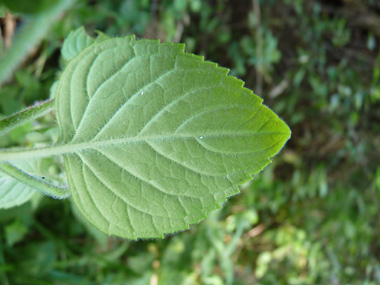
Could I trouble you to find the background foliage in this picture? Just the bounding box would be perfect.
[0,0,379,284]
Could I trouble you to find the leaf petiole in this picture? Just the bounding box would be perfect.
[0,162,69,199]
[0,98,55,135]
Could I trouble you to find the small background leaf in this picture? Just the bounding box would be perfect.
[5,218,29,247]
[61,26,95,63]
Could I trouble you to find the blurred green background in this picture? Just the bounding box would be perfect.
[0,0,380,284]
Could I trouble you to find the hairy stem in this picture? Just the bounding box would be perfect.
[0,145,66,161]
[0,99,55,135]
[0,162,69,199]
[0,0,76,85]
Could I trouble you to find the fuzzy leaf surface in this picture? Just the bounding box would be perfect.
[55,35,291,239]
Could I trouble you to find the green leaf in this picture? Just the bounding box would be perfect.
[5,218,29,247]
[55,35,291,239]
[0,160,41,209]
[61,27,95,63]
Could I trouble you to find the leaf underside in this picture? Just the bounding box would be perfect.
[56,35,291,239]
[61,27,95,63]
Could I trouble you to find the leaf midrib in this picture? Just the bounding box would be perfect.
[0,131,288,162]
[68,131,287,153]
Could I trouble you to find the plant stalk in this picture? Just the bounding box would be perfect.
[0,162,69,199]
[0,144,67,161]
[0,98,55,135]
